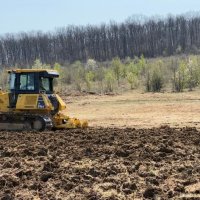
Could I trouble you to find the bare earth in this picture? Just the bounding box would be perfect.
[1,127,200,199]
[65,90,200,129]
[1,91,200,199]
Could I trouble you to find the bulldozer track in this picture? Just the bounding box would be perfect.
[0,113,53,131]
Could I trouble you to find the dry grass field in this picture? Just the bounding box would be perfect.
[65,90,200,129]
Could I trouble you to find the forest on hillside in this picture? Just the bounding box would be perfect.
[1,14,200,67]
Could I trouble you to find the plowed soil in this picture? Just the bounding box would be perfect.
[1,126,200,199]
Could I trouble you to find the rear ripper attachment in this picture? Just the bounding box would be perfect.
[53,112,88,129]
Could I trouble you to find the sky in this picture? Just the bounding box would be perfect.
[0,0,200,35]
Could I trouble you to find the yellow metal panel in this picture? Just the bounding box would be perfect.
[16,94,39,109]
[55,94,67,111]
[24,96,38,105]
[0,92,10,112]
[41,94,54,111]
[16,94,53,111]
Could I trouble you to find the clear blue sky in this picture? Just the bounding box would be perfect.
[0,0,200,35]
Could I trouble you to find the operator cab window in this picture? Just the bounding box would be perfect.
[19,73,35,91]
[39,77,53,92]
[9,73,16,90]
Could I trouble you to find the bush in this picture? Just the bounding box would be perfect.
[127,72,139,89]
[85,71,95,91]
[104,69,116,92]
[151,70,163,92]
[71,61,85,92]
[144,63,163,92]
[111,57,123,86]
[174,60,187,92]
[32,59,51,69]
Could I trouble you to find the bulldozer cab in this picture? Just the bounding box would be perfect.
[8,69,59,107]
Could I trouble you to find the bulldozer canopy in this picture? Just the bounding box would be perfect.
[7,69,59,78]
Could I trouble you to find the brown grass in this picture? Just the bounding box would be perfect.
[63,90,200,129]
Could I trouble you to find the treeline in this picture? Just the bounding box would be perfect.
[1,14,200,67]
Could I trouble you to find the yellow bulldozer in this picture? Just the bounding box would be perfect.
[0,69,88,131]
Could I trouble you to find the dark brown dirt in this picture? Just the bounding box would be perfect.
[0,126,200,199]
